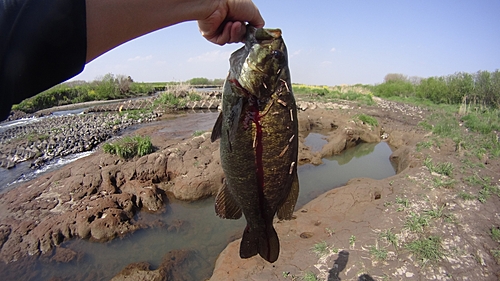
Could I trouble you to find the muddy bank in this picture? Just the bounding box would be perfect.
[208,100,500,281]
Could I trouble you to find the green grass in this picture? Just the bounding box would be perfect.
[395,197,410,211]
[432,177,456,189]
[380,229,399,250]
[154,92,186,107]
[457,191,475,201]
[302,271,318,281]
[311,241,329,257]
[425,205,445,219]
[103,135,154,159]
[404,212,430,232]
[416,140,433,151]
[369,245,388,261]
[356,114,379,127]
[193,130,205,137]
[491,249,500,264]
[491,226,500,242]
[424,157,454,177]
[293,84,375,105]
[406,236,444,265]
[461,110,500,135]
[349,235,356,246]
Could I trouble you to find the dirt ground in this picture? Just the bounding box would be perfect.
[209,97,500,281]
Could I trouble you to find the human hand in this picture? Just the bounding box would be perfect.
[198,0,265,45]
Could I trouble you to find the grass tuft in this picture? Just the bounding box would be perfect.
[404,212,430,232]
[311,241,329,257]
[103,135,154,159]
[406,236,444,265]
[369,245,388,261]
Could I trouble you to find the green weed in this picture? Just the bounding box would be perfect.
[395,197,409,211]
[380,229,399,250]
[311,241,329,257]
[424,157,454,176]
[303,271,318,281]
[416,140,433,151]
[103,135,154,159]
[404,212,430,232]
[425,205,445,219]
[193,130,205,136]
[491,226,500,242]
[369,245,388,261]
[432,177,456,189]
[356,114,379,127]
[457,191,475,201]
[349,235,356,247]
[491,249,500,264]
[406,236,444,265]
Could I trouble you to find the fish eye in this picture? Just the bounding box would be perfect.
[271,50,283,60]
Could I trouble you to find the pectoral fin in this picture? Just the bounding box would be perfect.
[277,172,299,220]
[215,181,242,219]
[211,112,223,142]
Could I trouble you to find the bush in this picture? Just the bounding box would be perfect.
[374,70,500,108]
[103,135,154,159]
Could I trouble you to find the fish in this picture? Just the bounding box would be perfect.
[210,25,299,263]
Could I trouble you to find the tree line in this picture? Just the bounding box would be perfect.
[372,70,500,108]
[12,75,223,113]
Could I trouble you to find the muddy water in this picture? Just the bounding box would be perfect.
[297,141,396,208]
[1,116,396,281]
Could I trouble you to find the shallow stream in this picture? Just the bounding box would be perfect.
[1,113,396,280]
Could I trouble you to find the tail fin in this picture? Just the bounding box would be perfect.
[239,223,280,263]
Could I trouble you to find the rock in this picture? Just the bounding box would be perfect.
[50,247,78,263]
[111,249,196,281]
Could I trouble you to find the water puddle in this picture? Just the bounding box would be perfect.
[304,132,328,152]
[297,142,396,208]
[1,118,396,281]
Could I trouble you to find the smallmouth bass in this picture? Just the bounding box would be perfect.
[211,26,299,263]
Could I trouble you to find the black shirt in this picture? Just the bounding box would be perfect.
[0,0,87,120]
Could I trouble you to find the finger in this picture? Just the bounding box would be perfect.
[212,21,233,45]
[229,21,245,43]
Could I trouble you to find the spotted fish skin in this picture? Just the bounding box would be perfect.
[211,25,299,263]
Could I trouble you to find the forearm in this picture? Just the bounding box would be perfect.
[85,0,217,62]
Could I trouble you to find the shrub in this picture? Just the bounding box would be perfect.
[103,135,154,159]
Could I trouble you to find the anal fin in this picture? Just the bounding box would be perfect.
[214,181,242,219]
[277,172,299,220]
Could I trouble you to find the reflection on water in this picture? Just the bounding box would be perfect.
[297,142,395,208]
[1,140,396,281]
[304,132,328,152]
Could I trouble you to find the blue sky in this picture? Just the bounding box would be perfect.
[71,0,500,86]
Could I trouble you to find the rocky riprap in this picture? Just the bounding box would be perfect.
[0,110,162,169]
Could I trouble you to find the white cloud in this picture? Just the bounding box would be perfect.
[330,48,336,52]
[290,49,302,58]
[187,50,231,63]
[128,55,153,61]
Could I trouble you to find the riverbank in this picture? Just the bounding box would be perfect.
[1,96,499,280]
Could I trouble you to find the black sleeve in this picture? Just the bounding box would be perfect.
[0,0,87,120]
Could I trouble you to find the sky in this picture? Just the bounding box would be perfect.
[70,0,500,86]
